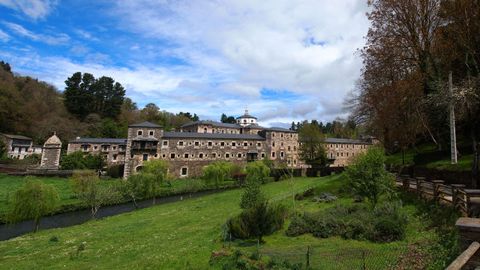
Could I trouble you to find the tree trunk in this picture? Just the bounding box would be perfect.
[34,218,40,233]
[152,196,156,205]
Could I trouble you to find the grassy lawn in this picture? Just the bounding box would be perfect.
[386,143,473,172]
[0,176,321,269]
[0,174,455,269]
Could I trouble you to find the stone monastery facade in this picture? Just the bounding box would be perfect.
[67,110,376,178]
[68,110,306,178]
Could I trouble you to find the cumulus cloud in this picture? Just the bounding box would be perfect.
[109,0,370,125]
[0,0,57,20]
[4,22,69,45]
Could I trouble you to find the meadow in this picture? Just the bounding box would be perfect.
[0,174,457,269]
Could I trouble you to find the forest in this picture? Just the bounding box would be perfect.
[350,0,480,182]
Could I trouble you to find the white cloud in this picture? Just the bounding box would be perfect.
[109,0,370,124]
[0,29,10,41]
[4,22,69,45]
[0,0,57,20]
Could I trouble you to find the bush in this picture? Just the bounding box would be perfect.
[345,147,395,207]
[22,153,41,165]
[286,202,407,243]
[227,202,288,242]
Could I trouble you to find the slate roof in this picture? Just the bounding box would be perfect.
[181,121,241,129]
[1,133,32,140]
[163,132,265,140]
[324,138,372,145]
[236,113,257,119]
[264,127,296,133]
[128,121,162,128]
[70,138,127,144]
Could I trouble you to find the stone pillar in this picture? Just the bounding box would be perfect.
[455,218,480,268]
[40,133,62,170]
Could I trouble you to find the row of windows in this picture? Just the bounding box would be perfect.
[271,132,296,138]
[164,152,268,160]
[329,152,357,158]
[328,144,368,149]
[81,144,126,152]
[137,130,156,136]
[271,142,298,150]
[165,140,263,148]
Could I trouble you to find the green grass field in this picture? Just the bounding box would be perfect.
[0,174,453,269]
[0,176,320,269]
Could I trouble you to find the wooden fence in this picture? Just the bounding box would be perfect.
[396,175,480,217]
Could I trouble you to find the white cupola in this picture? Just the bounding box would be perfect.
[236,109,258,127]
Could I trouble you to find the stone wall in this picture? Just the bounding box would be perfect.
[325,143,370,167]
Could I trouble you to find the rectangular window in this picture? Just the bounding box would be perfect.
[184,153,189,158]
[178,141,184,146]
[149,130,154,136]
[271,152,276,158]
[208,141,213,147]
[181,167,188,176]
[194,141,200,146]
[232,142,236,147]
[138,130,143,136]
[143,154,148,161]
[163,140,168,146]
[220,142,225,147]
[170,153,175,159]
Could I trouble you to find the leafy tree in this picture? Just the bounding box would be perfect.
[202,161,233,189]
[220,113,236,124]
[63,72,125,120]
[71,171,120,218]
[245,161,270,184]
[141,159,169,204]
[298,122,328,168]
[7,179,59,232]
[239,176,266,210]
[178,112,199,121]
[121,174,145,209]
[345,147,395,207]
[60,151,105,170]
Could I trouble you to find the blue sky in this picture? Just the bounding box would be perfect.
[0,0,370,127]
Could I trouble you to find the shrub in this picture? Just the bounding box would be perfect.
[286,202,407,243]
[371,202,408,242]
[227,202,288,242]
[7,178,59,232]
[240,177,266,209]
[345,147,395,207]
[22,153,41,165]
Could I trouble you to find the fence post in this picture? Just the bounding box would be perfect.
[432,180,444,202]
[452,184,466,209]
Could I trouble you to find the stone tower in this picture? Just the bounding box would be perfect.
[40,133,62,170]
[123,121,163,179]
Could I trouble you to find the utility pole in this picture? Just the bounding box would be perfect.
[449,71,458,164]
